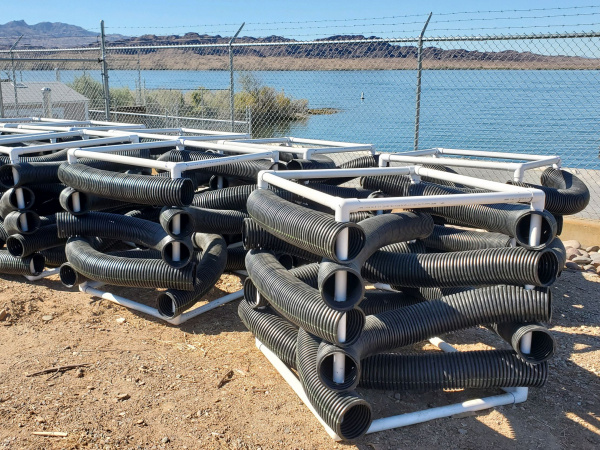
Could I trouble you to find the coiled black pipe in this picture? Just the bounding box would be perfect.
[422,225,513,252]
[58,163,195,206]
[0,250,44,275]
[361,175,557,249]
[242,218,321,263]
[315,285,551,392]
[491,322,556,364]
[512,168,590,216]
[157,233,227,318]
[193,184,256,210]
[317,212,434,310]
[65,237,196,290]
[39,246,67,267]
[55,212,193,269]
[297,328,372,440]
[3,210,41,235]
[360,350,548,391]
[59,187,131,215]
[6,225,67,258]
[247,189,365,263]
[185,206,249,235]
[363,246,559,288]
[0,187,35,218]
[245,250,365,346]
[225,246,247,271]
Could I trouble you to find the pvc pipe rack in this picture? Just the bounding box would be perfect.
[255,164,545,439]
[380,147,561,182]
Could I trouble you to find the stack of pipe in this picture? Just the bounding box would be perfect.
[238,165,589,440]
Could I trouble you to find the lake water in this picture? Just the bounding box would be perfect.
[15,69,600,169]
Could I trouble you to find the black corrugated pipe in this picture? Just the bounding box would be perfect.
[0,149,69,164]
[362,246,559,288]
[0,249,44,275]
[359,350,548,391]
[185,206,249,235]
[55,212,193,269]
[125,206,163,222]
[243,277,270,309]
[3,210,41,235]
[336,154,379,169]
[0,187,35,218]
[511,168,590,216]
[193,184,256,210]
[361,175,558,250]
[58,163,195,206]
[247,189,365,263]
[400,286,471,301]
[297,328,373,440]
[59,187,131,216]
[359,290,424,315]
[288,263,320,288]
[242,218,321,263]
[315,285,551,392]
[422,225,513,252]
[39,246,67,267]
[286,155,336,171]
[245,250,365,346]
[157,233,227,318]
[317,212,434,310]
[225,245,247,271]
[59,261,90,287]
[491,322,556,364]
[65,237,196,290]
[0,220,8,247]
[6,225,67,258]
[159,207,195,238]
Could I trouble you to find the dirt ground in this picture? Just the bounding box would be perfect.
[0,269,598,450]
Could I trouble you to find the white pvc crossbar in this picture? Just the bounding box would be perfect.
[381,148,561,182]
[255,164,545,439]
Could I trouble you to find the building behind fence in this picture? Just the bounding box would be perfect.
[0,10,598,217]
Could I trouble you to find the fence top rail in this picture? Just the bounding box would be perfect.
[1,31,598,55]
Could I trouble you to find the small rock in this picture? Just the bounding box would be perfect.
[591,258,600,268]
[116,317,126,324]
[565,262,582,271]
[563,240,581,250]
[579,250,590,259]
[393,392,402,400]
[458,428,467,435]
[586,245,599,253]
[589,252,599,259]
[115,393,130,401]
[566,248,579,261]
[161,437,170,444]
[42,315,53,322]
[572,256,592,265]
[136,419,145,425]
[75,368,84,378]
[583,264,595,271]
[0,309,7,321]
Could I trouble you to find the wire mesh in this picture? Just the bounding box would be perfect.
[0,14,598,218]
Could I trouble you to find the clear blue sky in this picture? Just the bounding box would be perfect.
[1,0,598,39]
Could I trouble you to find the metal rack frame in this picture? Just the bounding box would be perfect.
[255,164,545,440]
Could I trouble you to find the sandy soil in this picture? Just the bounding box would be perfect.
[0,269,598,449]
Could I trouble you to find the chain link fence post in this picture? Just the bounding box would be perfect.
[100,20,111,120]
[414,12,432,151]
[229,23,245,132]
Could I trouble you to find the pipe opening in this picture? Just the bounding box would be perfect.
[9,211,40,234]
[338,402,372,440]
[276,253,295,270]
[66,191,90,214]
[157,292,176,318]
[162,240,193,269]
[6,236,25,257]
[536,250,559,287]
[30,253,45,275]
[321,267,364,311]
[168,211,194,237]
[515,212,554,249]
[318,351,360,392]
[335,225,366,262]
[179,178,196,206]
[59,264,79,288]
[520,329,556,364]
[0,165,17,188]
[8,187,35,210]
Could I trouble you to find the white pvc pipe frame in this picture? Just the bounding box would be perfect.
[380,147,561,182]
[256,165,545,439]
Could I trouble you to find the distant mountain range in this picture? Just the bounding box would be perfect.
[0,20,126,48]
[0,21,597,71]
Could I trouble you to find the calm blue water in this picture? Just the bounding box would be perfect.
[17,69,600,169]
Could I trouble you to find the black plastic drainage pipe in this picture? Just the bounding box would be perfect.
[0,187,35,218]
[245,249,365,346]
[422,225,513,252]
[58,163,195,206]
[55,212,193,269]
[59,187,131,216]
[491,322,556,364]
[185,206,249,235]
[157,233,227,318]
[247,189,365,263]
[0,249,44,275]
[3,210,41,235]
[64,237,196,290]
[6,225,68,258]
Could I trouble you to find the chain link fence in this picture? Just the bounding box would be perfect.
[0,16,598,217]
